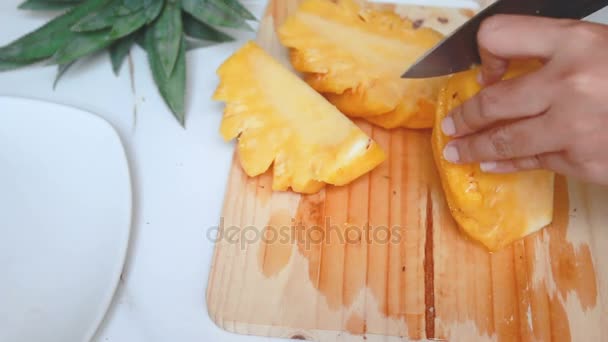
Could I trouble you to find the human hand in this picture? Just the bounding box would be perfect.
[440,15,608,186]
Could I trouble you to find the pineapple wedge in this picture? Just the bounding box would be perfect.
[431,61,555,251]
[362,77,444,129]
[278,0,446,128]
[213,41,386,194]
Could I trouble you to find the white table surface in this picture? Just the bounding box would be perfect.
[2,1,608,342]
[0,1,270,341]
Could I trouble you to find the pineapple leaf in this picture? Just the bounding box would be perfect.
[53,8,146,65]
[5,0,253,128]
[0,59,32,71]
[181,0,251,30]
[53,61,75,89]
[184,38,219,51]
[52,29,113,64]
[108,7,148,38]
[71,1,120,31]
[0,0,110,62]
[221,0,257,21]
[19,0,81,11]
[152,0,182,77]
[72,0,147,32]
[21,0,83,3]
[109,31,138,74]
[183,12,233,42]
[143,0,164,23]
[116,0,145,15]
[145,29,186,126]
[122,0,143,7]
[184,38,206,51]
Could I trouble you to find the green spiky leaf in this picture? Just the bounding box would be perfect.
[117,0,145,14]
[145,28,186,125]
[222,0,256,21]
[53,8,147,64]
[183,12,233,42]
[51,29,113,64]
[0,59,32,71]
[19,0,83,11]
[182,0,251,30]
[71,0,148,31]
[53,61,75,89]
[108,7,148,38]
[143,0,164,23]
[71,1,121,31]
[1,0,253,127]
[109,31,138,74]
[152,0,182,77]
[0,0,110,63]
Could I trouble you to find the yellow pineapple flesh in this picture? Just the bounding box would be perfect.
[278,0,446,129]
[431,61,555,251]
[213,41,386,194]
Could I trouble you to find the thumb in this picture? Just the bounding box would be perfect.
[476,14,567,85]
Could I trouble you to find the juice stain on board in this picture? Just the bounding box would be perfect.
[255,134,598,341]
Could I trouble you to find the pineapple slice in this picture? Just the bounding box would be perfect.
[304,72,404,117]
[363,76,445,129]
[278,0,446,128]
[213,41,386,194]
[431,61,555,251]
[364,92,436,129]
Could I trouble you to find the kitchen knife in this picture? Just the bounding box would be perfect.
[401,0,608,78]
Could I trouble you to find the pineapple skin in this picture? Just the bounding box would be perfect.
[431,61,555,252]
[213,41,386,194]
[278,0,446,129]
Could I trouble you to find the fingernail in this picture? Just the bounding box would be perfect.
[476,71,485,85]
[443,143,460,163]
[441,116,456,136]
[480,161,497,172]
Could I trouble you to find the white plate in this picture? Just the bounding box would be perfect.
[0,96,132,342]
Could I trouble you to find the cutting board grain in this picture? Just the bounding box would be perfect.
[206,1,608,341]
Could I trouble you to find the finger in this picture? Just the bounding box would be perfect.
[478,152,573,176]
[442,69,551,137]
[476,14,572,82]
[478,154,549,173]
[478,46,509,86]
[443,114,563,164]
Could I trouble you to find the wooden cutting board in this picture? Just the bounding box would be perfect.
[206,1,608,341]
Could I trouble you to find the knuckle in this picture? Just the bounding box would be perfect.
[536,154,553,170]
[562,149,600,180]
[569,119,591,137]
[477,90,500,120]
[530,155,544,169]
[457,106,478,132]
[487,127,513,158]
[457,138,477,162]
[515,156,541,170]
[566,72,595,95]
[580,161,602,181]
[477,15,509,46]
[479,91,499,118]
[567,21,606,45]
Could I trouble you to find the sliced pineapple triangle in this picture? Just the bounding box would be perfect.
[278,0,446,128]
[213,41,386,194]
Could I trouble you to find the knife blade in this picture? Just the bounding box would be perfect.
[401,0,608,78]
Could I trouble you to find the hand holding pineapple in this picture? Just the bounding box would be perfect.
[439,15,608,186]
[214,1,562,251]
